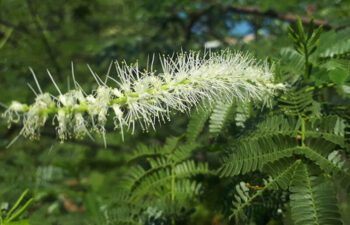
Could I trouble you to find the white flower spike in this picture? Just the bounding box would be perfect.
[2,50,284,142]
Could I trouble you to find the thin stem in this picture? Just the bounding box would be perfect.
[300,116,306,147]
[171,162,176,225]
[304,43,309,80]
[19,77,193,115]
[171,163,175,202]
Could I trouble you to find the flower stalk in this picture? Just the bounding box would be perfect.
[2,50,285,142]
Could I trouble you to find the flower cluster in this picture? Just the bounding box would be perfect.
[2,51,285,142]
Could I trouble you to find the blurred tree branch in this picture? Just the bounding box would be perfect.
[184,5,341,43]
[156,4,340,46]
[185,5,215,41]
[225,6,333,30]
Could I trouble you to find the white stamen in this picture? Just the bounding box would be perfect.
[3,50,285,144]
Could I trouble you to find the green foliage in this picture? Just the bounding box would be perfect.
[186,107,212,142]
[279,87,321,117]
[290,164,342,225]
[230,160,301,222]
[218,136,297,177]
[209,101,234,136]
[316,28,350,59]
[288,18,323,79]
[288,19,322,57]
[0,190,33,225]
[104,137,208,224]
[214,19,350,224]
[1,1,350,225]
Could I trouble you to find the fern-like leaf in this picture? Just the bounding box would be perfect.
[307,116,346,147]
[209,101,234,136]
[186,107,211,142]
[290,164,343,225]
[316,28,350,59]
[230,160,301,221]
[262,159,301,190]
[279,88,321,117]
[296,139,349,176]
[218,136,297,177]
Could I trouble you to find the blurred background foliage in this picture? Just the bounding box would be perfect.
[0,0,350,224]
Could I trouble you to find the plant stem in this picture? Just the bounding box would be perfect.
[300,116,306,147]
[171,162,176,225]
[171,167,175,202]
[303,43,309,80]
